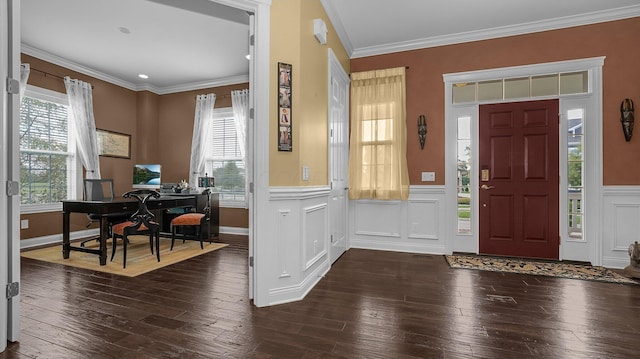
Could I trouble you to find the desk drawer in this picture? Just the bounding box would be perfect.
[109,202,136,212]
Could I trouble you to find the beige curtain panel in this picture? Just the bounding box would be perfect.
[348,67,410,200]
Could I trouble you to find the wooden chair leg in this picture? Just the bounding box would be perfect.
[155,231,160,262]
[171,226,177,251]
[111,235,118,262]
[122,235,128,269]
[197,227,203,249]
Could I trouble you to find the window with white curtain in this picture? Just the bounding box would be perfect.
[205,108,245,206]
[20,86,79,210]
[348,67,409,200]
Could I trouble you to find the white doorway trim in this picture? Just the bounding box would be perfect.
[327,48,350,264]
[2,0,22,351]
[216,0,271,307]
[443,57,604,265]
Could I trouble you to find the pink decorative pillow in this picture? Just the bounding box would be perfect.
[171,213,205,226]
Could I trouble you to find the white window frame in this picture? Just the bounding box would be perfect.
[20,85,81,214]
[206,107,246,208]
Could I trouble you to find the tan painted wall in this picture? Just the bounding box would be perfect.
[19,55,249,240]
[270,0,350,186]
[351,17,640,186]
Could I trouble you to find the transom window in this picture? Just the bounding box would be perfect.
[452,71,589,104]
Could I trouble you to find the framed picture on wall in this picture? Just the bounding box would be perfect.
[278,62,292,152]
[96,128,131,159]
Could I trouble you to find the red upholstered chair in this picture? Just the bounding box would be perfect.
[170,189,214,250]
[110,189,161,268]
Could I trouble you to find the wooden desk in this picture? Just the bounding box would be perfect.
[62,195,198,265]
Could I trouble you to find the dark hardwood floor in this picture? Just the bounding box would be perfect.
[3,234,640,358]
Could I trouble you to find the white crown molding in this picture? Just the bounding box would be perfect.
[152,75,250,95]
[319,0,354,57]
[22,44,249,94]
[22,43,139,91]
[351,5,640,59]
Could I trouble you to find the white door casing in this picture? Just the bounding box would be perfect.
[0,1,9,351]
[444,57,604,265]
[2,0,22,351]
[328,48,349,264]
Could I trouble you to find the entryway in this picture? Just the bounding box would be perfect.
[444,57,604,265]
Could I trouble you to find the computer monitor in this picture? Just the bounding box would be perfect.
[132,164,161,189]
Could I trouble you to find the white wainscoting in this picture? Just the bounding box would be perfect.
[602,186,640,269]
[349,186,447,254]
[265,187,331,305]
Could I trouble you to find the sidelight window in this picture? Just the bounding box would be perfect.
[457,115,472,234]
[567,108,584,239]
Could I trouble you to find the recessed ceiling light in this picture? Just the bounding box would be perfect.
[138,74,149,79]
[118,26,131,34]
[245,54,251,60]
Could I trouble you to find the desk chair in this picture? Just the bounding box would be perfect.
[169,189,214,250]
[80,178,131,247]
[110,190,161,268]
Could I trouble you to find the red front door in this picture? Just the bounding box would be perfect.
[479,100,559,259]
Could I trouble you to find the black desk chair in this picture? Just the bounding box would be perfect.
[80,179,131,247]
[110,190,161,268]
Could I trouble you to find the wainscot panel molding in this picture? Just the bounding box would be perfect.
[350,186,447,254]
[602,186,640,269]
[264,186,331,305]
[302,203,328,271]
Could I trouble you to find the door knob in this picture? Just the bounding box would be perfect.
[480,184,495,190]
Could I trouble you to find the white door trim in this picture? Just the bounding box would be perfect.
[327,48,350,264]
[444,57,604,265]
[2,0,22,350]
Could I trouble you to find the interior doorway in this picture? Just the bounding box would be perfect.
[478,100,559,259]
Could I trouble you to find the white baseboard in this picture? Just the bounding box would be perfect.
[20,227,249,250]
[220,226,249,236]
[20,229,99,250]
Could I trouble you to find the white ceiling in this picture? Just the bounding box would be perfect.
[322,0,640,58]
[21,0,640,94]
[21,0,251,94]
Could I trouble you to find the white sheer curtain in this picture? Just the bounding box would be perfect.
[231,89,249,206]
[19,63,30,100]
[188,94,216,189]
[64,77,101,179]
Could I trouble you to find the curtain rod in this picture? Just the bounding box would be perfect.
[30,67,95,89]
[30,67,66,82]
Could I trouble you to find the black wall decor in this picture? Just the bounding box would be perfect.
[418,114,427,150]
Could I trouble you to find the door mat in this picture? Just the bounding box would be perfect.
[445,254,639,285]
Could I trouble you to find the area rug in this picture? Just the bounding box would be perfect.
[445,254,639,285]
[21,236,227,277]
